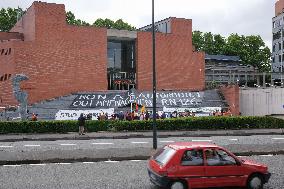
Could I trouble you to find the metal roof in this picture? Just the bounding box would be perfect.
[205,54,241,62]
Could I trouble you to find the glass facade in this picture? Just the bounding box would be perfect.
[107,40,136,90]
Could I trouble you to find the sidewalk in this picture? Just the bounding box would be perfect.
[0,128,283,142]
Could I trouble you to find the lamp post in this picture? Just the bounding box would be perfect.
[152,0,157,149]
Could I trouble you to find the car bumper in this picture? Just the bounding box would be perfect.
[263,172,271,183]
[147,168,171,188]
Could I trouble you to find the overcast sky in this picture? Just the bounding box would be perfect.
[1,0,275,49]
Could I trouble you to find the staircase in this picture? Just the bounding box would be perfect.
[28,94,78,120]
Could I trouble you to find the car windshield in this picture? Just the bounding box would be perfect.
[153,146,176,166]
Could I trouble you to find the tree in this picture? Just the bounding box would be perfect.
[0,7,24,32]
[225,34,271,72]
[203,32,215,55]
[224,33,246,56]
[93,18,136,31]
[66,11,90,26]
[114,19,136,30]
[192,32,226,55]
[1,7,136,31]
[213,34,226,55]
[192,31,271,72]
[192,31,203,51]
[93,18,114,29]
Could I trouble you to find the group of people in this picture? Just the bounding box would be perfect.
[99,110,197,121]
[95,109,233,122]
[211,109,232,117]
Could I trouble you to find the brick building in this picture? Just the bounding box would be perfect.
[0,1,204,106]
[0,2,240,119]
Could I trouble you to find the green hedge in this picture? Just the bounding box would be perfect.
[0,116,283,134]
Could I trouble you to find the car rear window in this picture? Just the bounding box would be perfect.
[153,146,176,166]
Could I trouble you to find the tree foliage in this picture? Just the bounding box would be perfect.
[0,7,135,31]
[66,11,90,26]
[66,11,136,30]
[93,18,136,30]
[0,7,24,32]
[193,31,271,72]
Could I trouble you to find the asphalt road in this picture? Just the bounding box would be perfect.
[0,155,283,189]
[0,135,284,163]
[1,135,284,151]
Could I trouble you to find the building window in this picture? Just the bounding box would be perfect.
[273,31,281,41]
[280,42,282,51]
[279,54,282,63]
[273,21,276,28]
[272,57,275,63]
[273,45,276,52]
[107,40,136,90]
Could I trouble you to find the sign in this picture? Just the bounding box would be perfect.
[55,109,114,120]
[163,107,222,113]
[70,90,204,109]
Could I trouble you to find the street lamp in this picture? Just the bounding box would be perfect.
[152,0,157,149]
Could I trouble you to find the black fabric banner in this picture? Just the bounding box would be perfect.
[70,89,205,109]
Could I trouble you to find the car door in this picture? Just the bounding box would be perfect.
[204,148,245,188]
[175,149,206,188]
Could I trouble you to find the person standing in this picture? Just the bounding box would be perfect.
[78,113,86,135]
[31,113,38,121]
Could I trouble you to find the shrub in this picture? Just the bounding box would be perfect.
[0,116,283,134]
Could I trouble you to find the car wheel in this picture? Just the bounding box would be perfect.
[170,181,187,189]
[247,174,264,189]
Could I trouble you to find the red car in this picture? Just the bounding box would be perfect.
[148,142,271,189]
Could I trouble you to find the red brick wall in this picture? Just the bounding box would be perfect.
[1,2,108,105]
[0,41,17,106]
[220,85,240,116]
[275,0,284,16]
[10,4,36,41]
[136,18,205,91]
[0,32,23,41]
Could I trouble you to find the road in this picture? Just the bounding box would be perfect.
[1,135,284,149]
[0,135,284,163]
[0,155,283,189]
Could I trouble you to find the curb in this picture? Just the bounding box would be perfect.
[0,131,283,142]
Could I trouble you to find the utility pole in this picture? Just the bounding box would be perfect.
[152,0,157,149]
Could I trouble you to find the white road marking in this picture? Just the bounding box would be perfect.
[104,160,119,163]
[191,140,212,142]
[83,162,95,164]
[55,163,71,165]
[60,144,77,146]
[131,142,149,144]
[92,143,114,145]
[0,146,13,148]
[130,160,142,162]
[29,164,46,166]
[3,165,21,167]
[272,138,284,140]
[229,139,238,141]
[260,154,273,157]
[24,145,40,147]
[159,141,175,143]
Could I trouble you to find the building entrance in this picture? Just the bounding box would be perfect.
[107,40,136,90]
